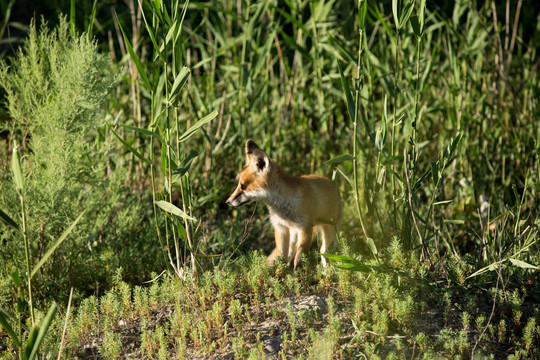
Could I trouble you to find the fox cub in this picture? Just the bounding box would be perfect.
[226,140,342,269]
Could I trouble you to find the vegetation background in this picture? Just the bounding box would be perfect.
[0,0,538,358]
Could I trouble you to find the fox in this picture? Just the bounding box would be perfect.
[226,140,342,269]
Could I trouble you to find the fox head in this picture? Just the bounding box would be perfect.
[226,140,270,207]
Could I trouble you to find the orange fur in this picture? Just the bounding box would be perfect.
[226,140,342,269]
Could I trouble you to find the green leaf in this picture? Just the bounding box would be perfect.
[467,262,500,278]
[10,269,21,288]
[509,258,538,270]
[26,304,58,360]
[165,18,180,46]
[375,126,384,151]
[278,29,313,62]
[387,166,405,184]
[418,0,426,28]
[177,222,187,239]
[107,123,151,165]
[138,0,166,63]
[120,124,164,143]
[115,11,151,89]
[155,200,197,221]
[366,237,378,256]
[320,253,361,264]
[172,150,199,178]
[392,0,399,29]
[0,310,21,348]
[321,254,395,274]
[337,61,356,123]
[430,161,439,186]
[178,110,218,143]
[11,145,24,191]
[150,0,165,25]
[358,0,368,29]
[24,327,39,359]
[87,0,98,34]
[169,66,190,104]
[410,15,422,37]
[16,296,27,314]
[413,167,431,190]
[447,133,463,159]
[0,208,19,232]
[380,95,388,149]
[399,2,414,30]
[31,212,85,278]
[377,165,386,185]
[325,154,354,165]
[160,0,173,27]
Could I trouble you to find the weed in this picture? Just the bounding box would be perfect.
[99,331,122,360]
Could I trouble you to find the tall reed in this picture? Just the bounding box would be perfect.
[112,0,217,275]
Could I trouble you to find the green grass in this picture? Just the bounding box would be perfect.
[0,0,539,358]
[1,249,534,359]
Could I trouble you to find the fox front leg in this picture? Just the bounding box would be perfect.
[268,226,290,265]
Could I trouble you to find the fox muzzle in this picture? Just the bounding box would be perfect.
[226,193,252,207]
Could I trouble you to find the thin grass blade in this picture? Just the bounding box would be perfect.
[107,123,151,165]
[0,208,19,232]
[0,311,21,348]
[87,0,98,34]
[115,11,151,89]
[120,124,164,143]
[325,154,354,165]
[138,0,166,63]
[337,61,355,123]
[26,303,58,360]
[178,110,218,143]
[31,212,86,278]
[24,327,39,359]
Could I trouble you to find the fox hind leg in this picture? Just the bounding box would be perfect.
[293,226,314,270]
[319,224,337,267]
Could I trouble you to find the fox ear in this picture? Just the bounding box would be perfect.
[245,140,269,174]
[245,139,260,155]
[248,149,269,174]
[255,155,268,173]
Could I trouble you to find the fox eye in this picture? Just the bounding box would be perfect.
[241,183,247,190]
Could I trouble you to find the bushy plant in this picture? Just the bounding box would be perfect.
[0,16,161,307]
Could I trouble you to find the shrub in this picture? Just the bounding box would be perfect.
[0,16,160,307]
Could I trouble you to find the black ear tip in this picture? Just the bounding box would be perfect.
[245,139,259,154]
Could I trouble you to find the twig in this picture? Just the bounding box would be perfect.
[143,270,167,284]
[222,202,259,268]
[471,262,501,358]
[57,287,74,360]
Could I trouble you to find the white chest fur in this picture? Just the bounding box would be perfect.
[266,191,305,227]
